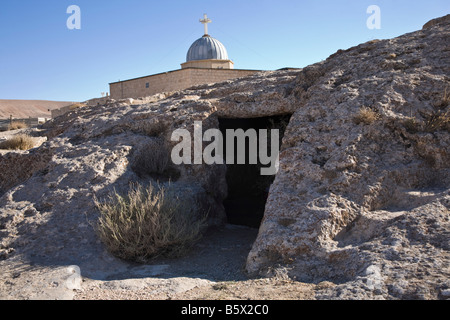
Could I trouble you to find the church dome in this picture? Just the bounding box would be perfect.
[186,35,229,62]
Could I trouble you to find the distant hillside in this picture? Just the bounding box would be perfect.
[0,100,76,119]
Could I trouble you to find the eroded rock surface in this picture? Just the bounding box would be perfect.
[246,15,450,299]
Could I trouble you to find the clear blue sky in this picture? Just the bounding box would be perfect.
[0,0,448,102]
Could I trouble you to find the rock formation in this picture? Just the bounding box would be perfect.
[0,15,449,299]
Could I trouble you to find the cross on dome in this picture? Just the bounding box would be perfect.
[185,14,230,64]
[199,14,212,36]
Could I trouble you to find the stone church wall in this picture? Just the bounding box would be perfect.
[109,68,259,100]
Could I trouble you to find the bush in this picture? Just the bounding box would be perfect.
[353,107,380,125]
[94,182,206,262]
[131,138,169,175]
[422,109,450,132]
[8,121,28,131]
[0,134,35,150]
[131,138,180,181]
[403,110,449,133]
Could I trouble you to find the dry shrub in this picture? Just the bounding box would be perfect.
[433,87,450,110]
[131,138,176,179]
[353,107,380,125]
[143,120,166,137]
[0,134,35,150]
[403,88,450,133]
[95,182,206,262]
[8,121,28,131]
[422,109,450,132]
[265,265,293,282]
[404,110,450,133]
[421,87,450,132]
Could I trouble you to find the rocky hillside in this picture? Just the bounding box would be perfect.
[0,15,449,300]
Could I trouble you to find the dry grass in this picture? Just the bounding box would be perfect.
[8,121,28,131]
[421,87,450,133]
[404,110,450,134]
[0,134,36,150]
[421,87,450,132]
[422,109,450,132]
[94,182,206,262]
[353,107,380,125]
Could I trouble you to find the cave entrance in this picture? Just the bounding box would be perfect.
[219,115,291,228]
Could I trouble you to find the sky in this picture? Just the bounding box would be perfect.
[0,0,448,102]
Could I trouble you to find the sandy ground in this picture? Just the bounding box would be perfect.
[70,225,334,300]
[0,100,73,119]
[0,224,331,300]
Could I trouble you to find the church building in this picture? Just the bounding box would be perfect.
[109,15,261,100]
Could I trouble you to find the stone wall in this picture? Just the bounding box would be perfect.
[85,96,111,107]
[51,103,87,119]
[50,98,109,119]
[181,59,234,70]
[109,68,260,100]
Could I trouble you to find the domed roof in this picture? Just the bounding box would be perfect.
[186,35,229,62]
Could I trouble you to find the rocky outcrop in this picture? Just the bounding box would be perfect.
[246,16,450,299]
[0,149,51,197]
[423,13,450,29]
[0,16,449,299]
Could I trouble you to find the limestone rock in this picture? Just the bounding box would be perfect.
[246,15,450,300]
[423,13,450,29]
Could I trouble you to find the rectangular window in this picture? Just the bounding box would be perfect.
[145,82,149,88]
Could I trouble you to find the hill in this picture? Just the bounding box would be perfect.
[0,100,75,119]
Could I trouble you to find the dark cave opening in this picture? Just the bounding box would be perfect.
[219,114,292,228]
